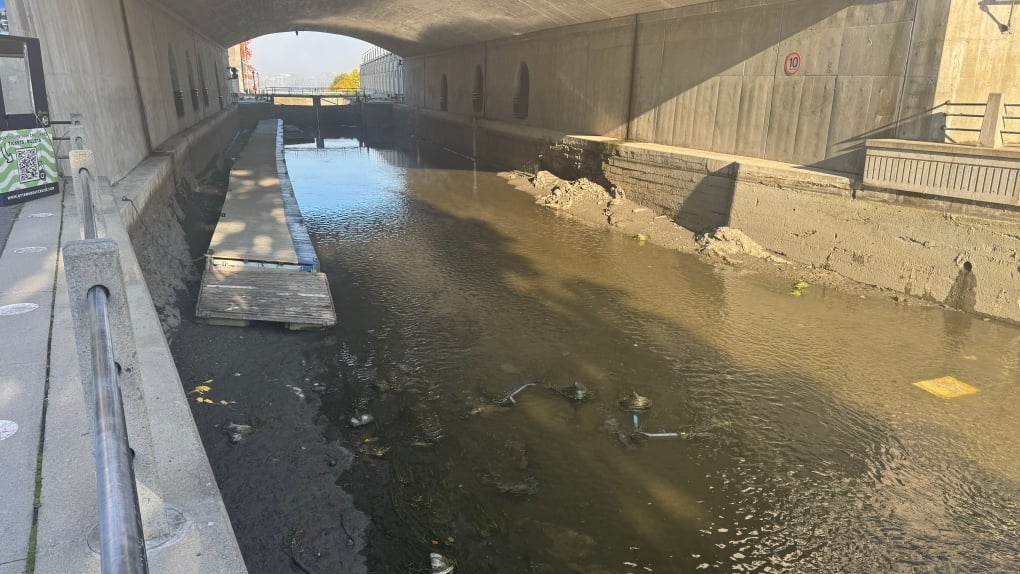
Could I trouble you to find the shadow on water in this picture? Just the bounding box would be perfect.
[281,136,1020,573]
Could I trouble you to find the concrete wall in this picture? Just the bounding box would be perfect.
[402,0,967,175]
[122,0,231,148]
[631,0,937,173]
[8,0,231,182]
[541,135,1020,323]
[407,17,635,139]
[931,2,1020,145]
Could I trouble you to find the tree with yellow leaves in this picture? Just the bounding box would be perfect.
[330,68,360,91]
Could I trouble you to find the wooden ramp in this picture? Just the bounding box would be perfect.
[197,119,335,329]
[196,263,336,330]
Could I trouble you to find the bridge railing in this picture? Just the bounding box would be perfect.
[261,86,365,97]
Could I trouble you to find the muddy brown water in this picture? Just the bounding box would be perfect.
[174,134,1020,573]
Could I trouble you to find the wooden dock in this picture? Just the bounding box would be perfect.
[196,120,336,329]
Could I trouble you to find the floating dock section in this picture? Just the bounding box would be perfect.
[196,120,336,329]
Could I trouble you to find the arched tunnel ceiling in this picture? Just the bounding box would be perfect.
[154,0,717,56]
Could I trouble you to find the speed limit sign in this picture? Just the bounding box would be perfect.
[784,52,802,76]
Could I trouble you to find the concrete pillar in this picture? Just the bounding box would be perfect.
[313,96,324,148]
[978,93,1004,148]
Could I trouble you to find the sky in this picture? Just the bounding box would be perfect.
[248,32,373,87]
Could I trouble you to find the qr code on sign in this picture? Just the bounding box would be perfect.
[17,147,42,184]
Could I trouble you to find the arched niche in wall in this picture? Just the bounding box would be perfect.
[168,45,184,118]
[186,51,198,111]
[198,53,209,107]
[472,64,483,114]
[439,74,448,112]
[513,62,529,120]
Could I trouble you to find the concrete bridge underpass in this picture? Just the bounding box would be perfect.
[2,0,1020,572]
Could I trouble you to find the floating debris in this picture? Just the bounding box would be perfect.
[555,381,595,402]
[358,443,391,458]
[913,376,978,399]
[619,392,652,412]
[500,382,537,406]
[467,405,500,417]
[431,552,455,574]
[225,423,254,444]
[350,413,375,428]
[789,281,811,297]
[481,473,540,496]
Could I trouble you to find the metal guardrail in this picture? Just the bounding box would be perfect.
[1004,103,1020,136]
[69,126,149,574]
[261,86,364,97]
[942,101,987,134]
[942,100,1020,137]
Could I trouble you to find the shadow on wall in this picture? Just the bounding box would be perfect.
[808,103,949,174]
[673,163,736,235]
[399,0,954,175]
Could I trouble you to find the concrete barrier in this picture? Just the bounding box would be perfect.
[117,107,239,233]
[26,109,247,573]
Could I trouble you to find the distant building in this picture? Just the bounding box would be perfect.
[227,41,256,93]
[360,46,402,99]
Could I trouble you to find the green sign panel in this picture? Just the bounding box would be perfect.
[0,127,58,206]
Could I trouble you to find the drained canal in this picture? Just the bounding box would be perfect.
[173,134,1020,573]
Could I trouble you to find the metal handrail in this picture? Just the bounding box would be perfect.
[261,86,364,96]
[76,150,149,573]
[941,100,1020,138]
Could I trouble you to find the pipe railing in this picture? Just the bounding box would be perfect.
[73,129,149,574]
[942,101,986,134]
[942,99,1020,139]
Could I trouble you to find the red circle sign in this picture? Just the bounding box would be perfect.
[784,52,802,76]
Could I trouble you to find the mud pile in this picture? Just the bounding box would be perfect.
[532,170,612,211]
[696,226,789,264]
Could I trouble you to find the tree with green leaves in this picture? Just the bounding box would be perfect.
[330,68,360,91]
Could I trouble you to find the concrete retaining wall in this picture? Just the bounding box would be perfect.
[116,107,239,233]
[730,177,1020,323]
[543,134,1020,323]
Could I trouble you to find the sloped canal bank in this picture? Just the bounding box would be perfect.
[168,133,1020,573]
